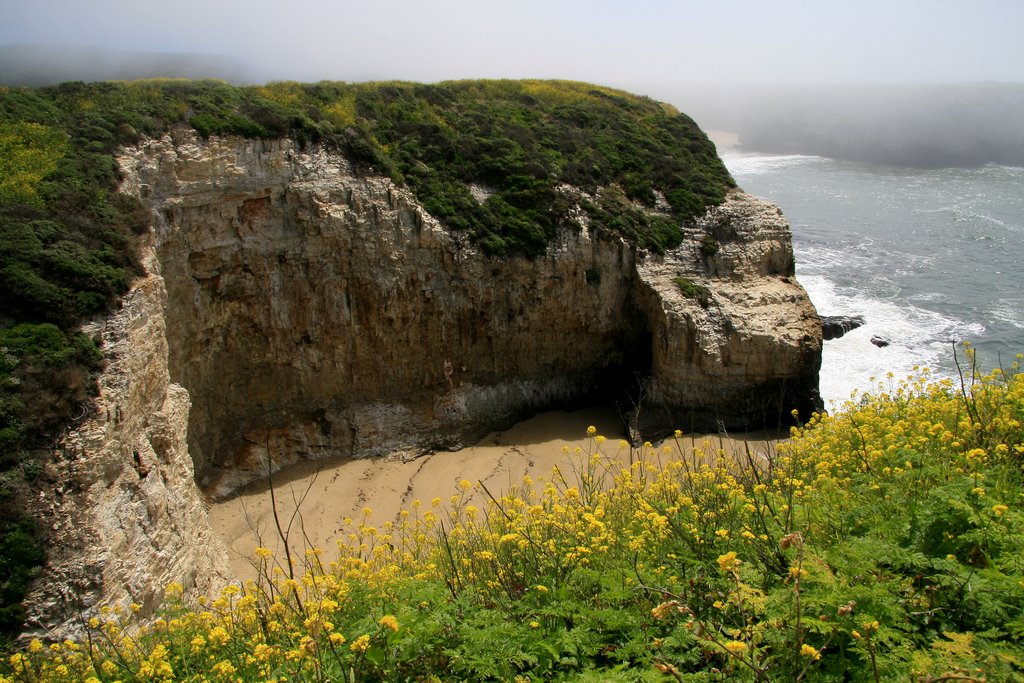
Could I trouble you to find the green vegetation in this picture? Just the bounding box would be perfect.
[673,276,712,308]
[699,235,720,258]
[3,355,1021,681]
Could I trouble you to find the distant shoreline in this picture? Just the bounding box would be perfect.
[706,129,741,150]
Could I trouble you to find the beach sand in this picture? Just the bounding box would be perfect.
[705,129,741,150]
[207,406,780,581]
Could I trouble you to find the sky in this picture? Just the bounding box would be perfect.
[2,0,1023,89]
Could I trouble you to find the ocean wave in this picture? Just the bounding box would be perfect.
[720,152,826,176]
[797,274,983,410]
[913,204,1010,228]
[990,300,1024,331]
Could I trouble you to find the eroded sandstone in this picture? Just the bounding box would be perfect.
[119,131,820,492]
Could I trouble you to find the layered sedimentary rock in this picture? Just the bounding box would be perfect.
[635,194,822,432]
[25,129,820,635]
[120,130,821,493]
[23,248,230,638]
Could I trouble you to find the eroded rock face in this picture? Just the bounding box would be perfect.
[118,130,821,493]
[124,132,648,494]
[23,248,230,639]
[635,193,823,433]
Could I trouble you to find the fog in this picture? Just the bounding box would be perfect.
[664,82,1024,168]
[2,1,1023,167]
[3,1,1023,86]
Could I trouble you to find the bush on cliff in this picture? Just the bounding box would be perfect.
[3,355,1021,681]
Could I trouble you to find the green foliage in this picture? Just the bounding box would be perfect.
[699,234,720,257]
[6,360,1022,681]
[673,276,712,308]
[0,82,153,483]
[5,78,735,259]
[0,518,44,645]
[0,324,102,467]
[0,122,66,205]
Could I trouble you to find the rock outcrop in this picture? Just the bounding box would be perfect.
[821,315,866,341]
[25,129,821,636]
[23,248,230,639]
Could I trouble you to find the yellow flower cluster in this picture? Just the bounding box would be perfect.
[2,361,1019,681]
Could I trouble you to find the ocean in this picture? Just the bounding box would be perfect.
[719,149,1024,410]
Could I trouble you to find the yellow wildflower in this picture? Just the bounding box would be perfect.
[724,640,748,654]
[717,551,741,574]
[350,634,371,653]
[212,659,236,676]
[378,615,399,632]
[207,625,230,646]
[801,643,821,660]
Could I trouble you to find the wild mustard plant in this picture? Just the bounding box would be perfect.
[1,358,1021,681]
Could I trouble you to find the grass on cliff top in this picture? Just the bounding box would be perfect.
[4,352,1022,682]
[0,77,730,562]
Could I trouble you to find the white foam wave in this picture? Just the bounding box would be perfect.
[797,273,984,411]
[720,152,826,176]
[913,204,1009,228]
[990,299,1024,331]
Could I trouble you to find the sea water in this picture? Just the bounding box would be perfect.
[720,150,1024,410]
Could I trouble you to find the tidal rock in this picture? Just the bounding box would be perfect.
[821,315,866,341]
[871,336,891,348]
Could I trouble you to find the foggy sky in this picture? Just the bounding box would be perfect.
[2,0,1023,89]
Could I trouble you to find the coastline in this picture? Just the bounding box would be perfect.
[207,406,781,582]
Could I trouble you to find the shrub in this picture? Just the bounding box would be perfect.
[3,359,1021,680]
[673,276,712,308]
[699,234,720,257]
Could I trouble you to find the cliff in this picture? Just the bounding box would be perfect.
[121,131,820,490]
[1,80,821,639]
[21,245,230,636]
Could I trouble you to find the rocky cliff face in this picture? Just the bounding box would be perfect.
[120,130,820,493]
[23,247,230,638]
[26,129,820,635]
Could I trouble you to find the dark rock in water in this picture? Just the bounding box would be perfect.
[870,336,891,348]
[821,315,866,341]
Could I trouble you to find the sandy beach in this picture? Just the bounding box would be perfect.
[207,406,780,581]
